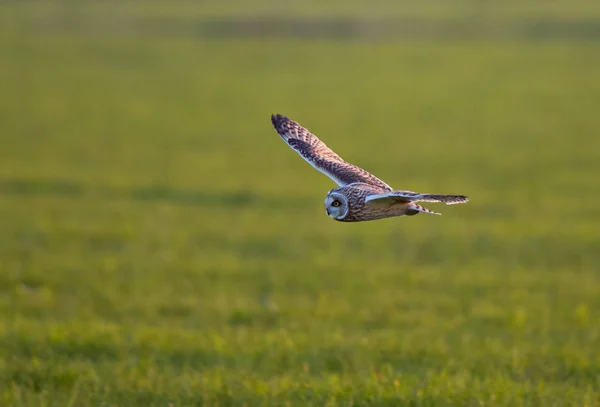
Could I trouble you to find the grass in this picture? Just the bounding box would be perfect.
[1,1,600,406]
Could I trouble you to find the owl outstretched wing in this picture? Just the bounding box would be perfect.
[365,191,469,205]
[271,114,392,191]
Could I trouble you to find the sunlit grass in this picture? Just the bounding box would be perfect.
[1,3,599,406]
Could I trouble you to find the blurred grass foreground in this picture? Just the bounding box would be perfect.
[1,1,600,406]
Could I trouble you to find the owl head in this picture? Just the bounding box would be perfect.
[324,191,349,220]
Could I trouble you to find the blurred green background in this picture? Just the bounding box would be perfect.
[1,1,600,405]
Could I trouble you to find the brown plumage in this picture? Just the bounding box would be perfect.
[271,114,469,222]
[271,114,392,191]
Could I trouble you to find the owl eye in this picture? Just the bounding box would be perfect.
[331,200,341,207]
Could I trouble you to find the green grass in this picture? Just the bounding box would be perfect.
[1,2,600,406]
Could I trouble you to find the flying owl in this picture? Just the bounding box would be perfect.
[271,114,469,222]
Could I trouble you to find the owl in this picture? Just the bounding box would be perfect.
[271,114,469,222]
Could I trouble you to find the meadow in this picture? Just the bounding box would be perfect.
[1,1,600,405]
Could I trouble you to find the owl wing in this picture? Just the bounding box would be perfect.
[365,190,469,205]
[271,114,392,191]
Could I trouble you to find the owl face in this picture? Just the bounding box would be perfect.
[324,191,349,220]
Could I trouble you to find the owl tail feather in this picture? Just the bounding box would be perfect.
[406,203,441,216]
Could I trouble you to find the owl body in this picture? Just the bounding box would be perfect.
[271,114,469,222]
[325,183,437,222]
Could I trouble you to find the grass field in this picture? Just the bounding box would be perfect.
[1,1,600,406]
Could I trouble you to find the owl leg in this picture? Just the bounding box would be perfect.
[406,203,441,216]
